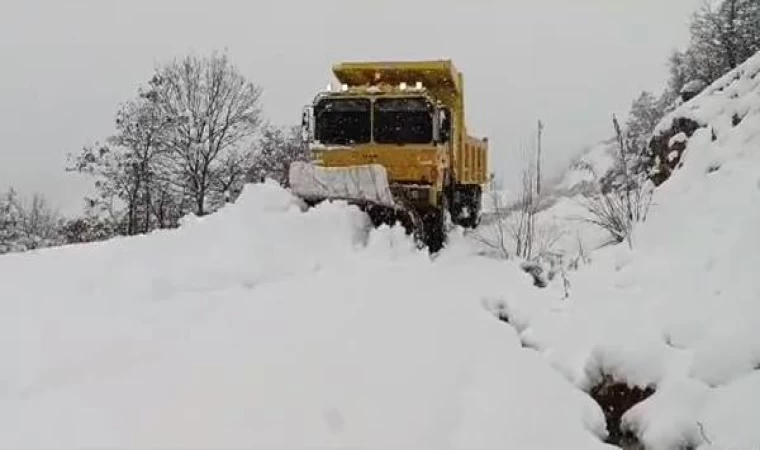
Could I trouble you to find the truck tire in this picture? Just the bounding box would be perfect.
[451,184,482,228]
[420,195,448,253]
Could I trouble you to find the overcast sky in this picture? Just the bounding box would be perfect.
[0,0,703,216]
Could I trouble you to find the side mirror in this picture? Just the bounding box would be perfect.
[432,109,441,143]
[301,105,313,143]
[438,110,451,143]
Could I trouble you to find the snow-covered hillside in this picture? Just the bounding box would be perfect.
[507,51,760,449]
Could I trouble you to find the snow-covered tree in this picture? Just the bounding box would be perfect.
[207,148,253,207]
[0,188,64,254]
[149,51,263,215]
[110,89,177,233]
[69,50,265,235]
[247,124,308,187]
[15,193,64,250]
[618,90,672,181]
[668,0,760,95]
[626,91,667,144]
[0,188,23,254]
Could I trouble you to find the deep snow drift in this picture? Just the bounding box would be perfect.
[0,181,612,450]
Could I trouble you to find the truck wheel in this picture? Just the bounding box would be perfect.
[451,185,482,228]
[420,196,448,253]
[464,186,482,228]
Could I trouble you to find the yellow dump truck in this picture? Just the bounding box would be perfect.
[289,59,489,251]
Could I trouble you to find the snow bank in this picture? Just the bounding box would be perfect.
[503,51,760,449]
[0,180,612,449]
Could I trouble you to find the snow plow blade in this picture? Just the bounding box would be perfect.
[288,161,423,238]
[288,161,397,208]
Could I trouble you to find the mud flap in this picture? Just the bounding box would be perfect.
[288,161,396,207]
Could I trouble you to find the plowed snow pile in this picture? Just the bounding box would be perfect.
[0,181,611,449]
[505,52,760,449]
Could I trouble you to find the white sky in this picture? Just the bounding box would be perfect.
[0,0,703,216]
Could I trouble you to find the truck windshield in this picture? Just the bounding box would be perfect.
[373,97,433,144]
[314,98,371,145]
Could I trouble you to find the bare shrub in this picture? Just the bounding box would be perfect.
[474,169,565,262]
[472,175,511,259]
[581,115,654,248]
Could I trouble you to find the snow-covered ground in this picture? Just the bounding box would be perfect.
[3,50,759,450]
[0,181,612,450]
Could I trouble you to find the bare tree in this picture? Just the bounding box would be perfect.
[510,165,538,259]
[112,92,175,233]
[149,51,263,215]
[209,148,253,207]
[69,50,264,234]
[67,91,177,235]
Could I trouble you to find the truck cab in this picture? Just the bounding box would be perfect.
[291,60,488,251]
[302,82,454,211]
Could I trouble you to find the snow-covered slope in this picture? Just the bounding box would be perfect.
[507,51,760,450]
[0,181,612,450]
[553,137,618,196]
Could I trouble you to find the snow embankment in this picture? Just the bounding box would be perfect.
[0,180,613,450]
[505,51,760,450]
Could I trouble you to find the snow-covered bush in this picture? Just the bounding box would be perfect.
[247,124,309,187]
[0,188,65,254]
